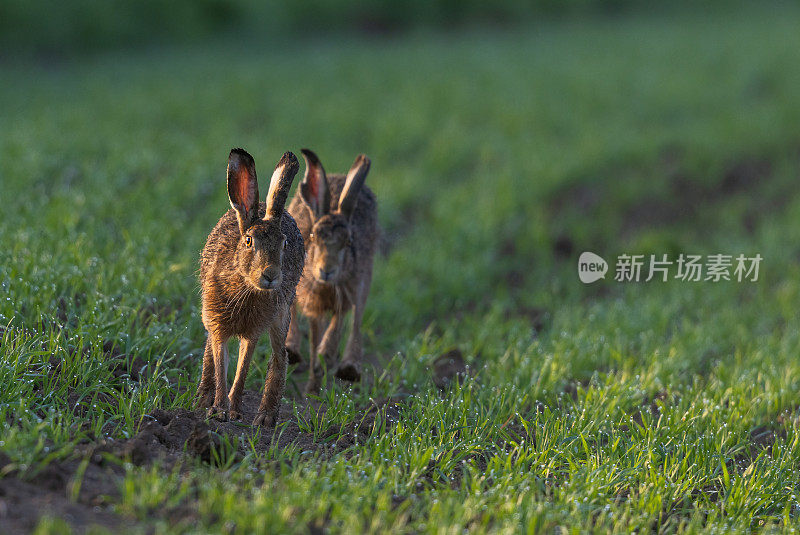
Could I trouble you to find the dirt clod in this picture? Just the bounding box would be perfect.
[432,349,468,389]
[186,422,228,464]
[552,235,574,259]
[505,306,549,333]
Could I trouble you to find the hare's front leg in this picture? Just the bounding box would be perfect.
[306,314,343,394]
[254,312,290,427]
[228,336,257,420]
[194,336,215,409]
[318,311,344,368]
[207,333,231,420]
[304,317,325,395]
[285,304,303,365]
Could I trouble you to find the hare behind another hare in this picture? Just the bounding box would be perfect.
[286,149,377,393]
[195,148,304,427]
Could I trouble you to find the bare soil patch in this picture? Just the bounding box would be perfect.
[1,389,405,533]
[0,452,128,534]
[104,389,404,467]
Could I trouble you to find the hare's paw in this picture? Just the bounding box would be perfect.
[193,389,215,410]
[334,360,361,382]
[286,345,303,365]
[305,373,322,396]
[228,402,243,421]
[227,394,244,421]
[253,410,277,427]
[206,405,229,421]
[290,359,309,374]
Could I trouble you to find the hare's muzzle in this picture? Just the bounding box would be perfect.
[315,267,338,283]
[258,269,282,290]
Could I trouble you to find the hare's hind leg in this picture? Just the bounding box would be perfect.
[254,311,290,427]
[194,336,215,409]
[228,336,257,420]
[318,311,344,371]
[304,316,325,395]
[335,304,363,382]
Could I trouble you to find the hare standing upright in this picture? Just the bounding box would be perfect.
[285,149,377,393]
[195,148,304,427]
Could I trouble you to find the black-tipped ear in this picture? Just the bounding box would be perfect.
[338,154,370,219]
[227,148,259,234]
[265,151,300,220]
[299,148,330,220]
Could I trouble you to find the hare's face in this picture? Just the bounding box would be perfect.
[298,149,370,285]
[237,218,287,291]
[307,214,351,284]
[223,148,299,292]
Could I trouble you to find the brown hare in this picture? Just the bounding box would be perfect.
[194,148,304,427]
[285,149,377,393]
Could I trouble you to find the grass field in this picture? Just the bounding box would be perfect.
[2,5,800,533]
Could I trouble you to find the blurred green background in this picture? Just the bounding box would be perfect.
[1,0,743,55]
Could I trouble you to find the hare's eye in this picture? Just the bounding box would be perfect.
[245,236,253,248]
[283,238,288,247]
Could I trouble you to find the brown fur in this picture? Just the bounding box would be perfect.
[286,150,378,392]
[195,149,304,427]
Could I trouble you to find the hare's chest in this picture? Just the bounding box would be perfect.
[299,283,350,317]
[227,295,274,338]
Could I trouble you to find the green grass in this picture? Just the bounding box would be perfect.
[2,5,800,533]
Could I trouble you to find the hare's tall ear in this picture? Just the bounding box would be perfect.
[227,148,259,235]
[338,154,370,219]
[299,148,330,219]
[265,151,300,220]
